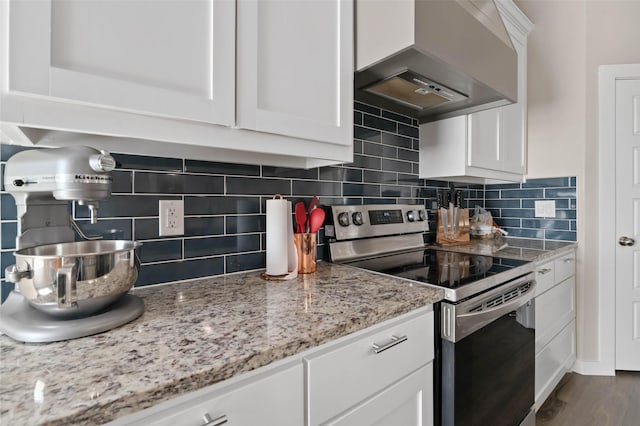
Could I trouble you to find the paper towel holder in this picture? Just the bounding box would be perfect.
[262,194,299,281]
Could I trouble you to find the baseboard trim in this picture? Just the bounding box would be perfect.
[572,359,615,376]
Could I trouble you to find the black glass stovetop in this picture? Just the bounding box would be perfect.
[343,248,530,291]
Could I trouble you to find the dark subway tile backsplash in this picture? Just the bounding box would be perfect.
[184,234,261,258]
[226,215,265,234]
[138,240,183,263]
[226,252,266,274]
[135,172,224,194]
[354,101,381,116]
[184,160,260,176]
[0,103,578,303]
[1,194,17,220]
[226,177,291,196]
[113,153,183,172]
[185,196,261,216]
[136,257,225,286]
[488,177,577,242]
[1,222,17,249]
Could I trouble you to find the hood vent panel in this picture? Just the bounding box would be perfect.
[363,71,468,111]
[355,0,517,123]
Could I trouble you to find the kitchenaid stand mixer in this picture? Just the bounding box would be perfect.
[0,146,144,342]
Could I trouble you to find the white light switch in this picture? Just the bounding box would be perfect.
[534,200,556,218]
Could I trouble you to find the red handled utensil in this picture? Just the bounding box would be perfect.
[295,202,307,233]
[308,207,325,234]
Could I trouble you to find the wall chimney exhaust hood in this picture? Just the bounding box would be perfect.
[355,0,517,123]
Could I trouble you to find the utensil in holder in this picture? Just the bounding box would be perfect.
[294,233,317,274]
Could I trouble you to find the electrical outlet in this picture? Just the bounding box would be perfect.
[534,200,556,218]
[159,200,184,236]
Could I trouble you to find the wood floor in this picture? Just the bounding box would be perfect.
[536,371,640,426]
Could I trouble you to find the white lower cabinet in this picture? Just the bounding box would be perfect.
[109,362,304,426]
[306,310,434,426]
[534,250,577,410]
[110,308,435,426]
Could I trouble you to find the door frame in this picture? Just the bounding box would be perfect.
[598,64,640,375]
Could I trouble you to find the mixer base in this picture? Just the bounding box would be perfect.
[0,292,144,343]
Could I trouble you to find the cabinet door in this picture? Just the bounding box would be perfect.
[327,364,433,426]
[467,108,502,171]
[236,0,353,146]
[8,0,235,126]
[535,320,576,410]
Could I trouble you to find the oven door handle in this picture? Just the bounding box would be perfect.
[442,281,536,343]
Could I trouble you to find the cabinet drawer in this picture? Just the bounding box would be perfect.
[115,363,303,426]
[535,260,555,296]
[535,320,576,409]
[535,277,575,353]
[554,252,576,284]
[306,311,434,425]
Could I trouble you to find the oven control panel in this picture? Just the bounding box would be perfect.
[327,204,429,241]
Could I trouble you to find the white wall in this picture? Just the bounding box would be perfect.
[517,0,640,367]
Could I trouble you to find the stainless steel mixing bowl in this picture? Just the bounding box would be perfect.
[5,240,142,318]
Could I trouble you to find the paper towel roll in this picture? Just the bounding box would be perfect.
[266,196,289,275]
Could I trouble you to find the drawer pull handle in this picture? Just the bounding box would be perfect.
[202,414,228,426]
[372,335,408,354]
[563,258,574,263]
[538,268,552,275]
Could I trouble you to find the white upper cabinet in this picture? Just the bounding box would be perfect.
[419,0,532,183]
[0,0,353,167]
[8,0,235,126]
[237,0,353,147]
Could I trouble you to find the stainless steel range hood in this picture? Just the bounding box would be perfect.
[355,0,517,123]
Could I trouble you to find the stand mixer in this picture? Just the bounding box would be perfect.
[0,146,144,343]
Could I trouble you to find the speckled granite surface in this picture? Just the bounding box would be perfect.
[430,237,577,262]
[0,262,443,426]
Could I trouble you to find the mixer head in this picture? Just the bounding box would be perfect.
[4,146,115,224]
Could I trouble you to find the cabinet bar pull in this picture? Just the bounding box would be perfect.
[372,335,408,354]
[564,258,574,263]
[538,268,552,275]
[202,414,228,426]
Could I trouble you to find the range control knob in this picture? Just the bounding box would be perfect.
[406,210,416,222]
[418,209,427,221]
[338,212,350,227]
[352,211,364,226]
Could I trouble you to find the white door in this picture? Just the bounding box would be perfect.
[8,0,235,125]
[615,78,640,371]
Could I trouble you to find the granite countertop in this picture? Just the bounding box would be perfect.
[0,262,443,426]
[430,237,577,262]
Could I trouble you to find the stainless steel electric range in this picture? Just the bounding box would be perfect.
[326,204,537,426]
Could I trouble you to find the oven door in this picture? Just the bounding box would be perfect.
[437,273,536,426]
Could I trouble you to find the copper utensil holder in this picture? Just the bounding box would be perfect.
[294,233,317,274]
